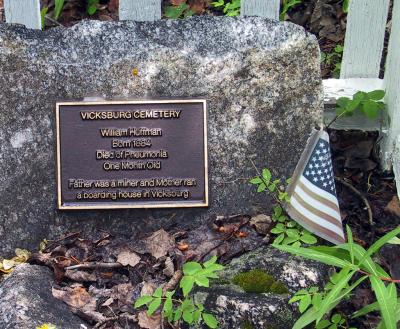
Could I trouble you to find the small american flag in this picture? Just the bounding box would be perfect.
[285,129,345,245]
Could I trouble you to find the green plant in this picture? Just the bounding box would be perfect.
[164,3,195,19]
[280,0,303,21]
[211,0,241,17]
[336,90,385,120]
[134,256,223,328]
[40,7,48,30]
[275,225,400,329]
[321,45,343,78]
[342,0,350,13]
[87,0,100,15]
[232,269,289,294]
[54,0,65,20]
[250,168,317,247]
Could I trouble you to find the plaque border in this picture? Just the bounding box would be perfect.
[56,99,208,210]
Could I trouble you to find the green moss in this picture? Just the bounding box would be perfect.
[232,269,288,294]
[240,320,255,329]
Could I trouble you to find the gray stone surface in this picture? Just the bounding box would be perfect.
[0,264,88,329]
[0,16,322,255]
[193,246,330,329]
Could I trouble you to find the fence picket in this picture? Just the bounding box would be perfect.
[119,0,161,21]
[4,0,41,29]
[382,0,400,172]
[340,0,390,78]
[241,0,279,20]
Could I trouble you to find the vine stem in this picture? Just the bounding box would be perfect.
[334,177,374,225]
[357,269,400,283]
[326,110,349,129]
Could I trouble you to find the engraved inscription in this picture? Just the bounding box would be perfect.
[57,101,208,209]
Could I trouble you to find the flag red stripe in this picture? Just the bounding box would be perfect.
[288,206,346,244]
[293,192,343,230]
[298,180,340,214]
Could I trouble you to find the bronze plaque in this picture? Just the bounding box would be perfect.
[56,100,208,209]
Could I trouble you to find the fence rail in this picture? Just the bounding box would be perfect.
[3,0,400,196]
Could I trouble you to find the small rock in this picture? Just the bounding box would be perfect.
[192,246,330,329]
[0,264,89,329]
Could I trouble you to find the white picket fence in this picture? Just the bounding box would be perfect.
[4,0,400,193]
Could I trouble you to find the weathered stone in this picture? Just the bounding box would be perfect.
[0,264,88,329]
[0,16,322,255]
[193,246,330,329]
[220,246,331,292]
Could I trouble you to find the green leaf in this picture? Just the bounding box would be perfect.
[250,177,262,185]
[342,0,350,12]
[193,309,202,323]
[164,3,188,19]
[370,276,396,329]
[262,168,272,184]
[273,244,355,268]
[336,97,350,109]
[299,294,311,313]
[300,233,318,244]
[316,268,355,323]
[201,263,224,273]
[174,306,183,322]
[274,234,285,244]
[163,296,173,315]
[54,0,65,20]
[268,183,277,192]
[180,276,195,297]
[331,313,342,324]
[147,298,161,316]
[346,225,355,264]
[202,313,218,329]
[287,229,300,239]
[257,183,267,193]
[347,98,362,112]
[367,90,385,100]
[274,206,283,217]
[312,293,323,308]
[289,294,305,303]
[134,295,153,308]
[183,262,202,275]
[316,319,331,329]
[336,243,388,277]
[87,5,97,15]
[203,256,217,268]
[352,300,381,318]
[361,100,381,119]
[293,307,318,329]
[195,276,210,287]
[40,7,48,30]
[183,310,194,324]
[271,227,284,234]
[152,287,162,298]
[366,226,400,258]
[387,236,400,244]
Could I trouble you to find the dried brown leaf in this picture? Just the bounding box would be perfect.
[138,311,161,329]
[52,286,92,308]
[163,257,175,277]
[385,196,400,218]
[145,229,175,259]
[117,249,141,267]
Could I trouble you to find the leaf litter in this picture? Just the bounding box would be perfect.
[27,217,265,328]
